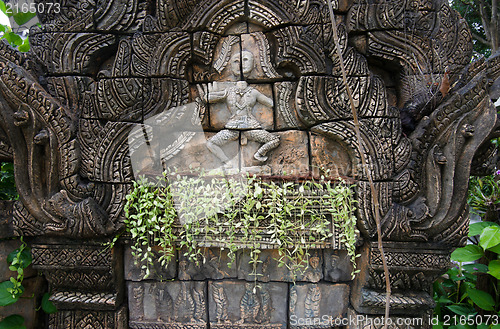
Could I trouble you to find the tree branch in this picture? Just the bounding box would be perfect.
[478,1,492,41]
[472,32,492,47]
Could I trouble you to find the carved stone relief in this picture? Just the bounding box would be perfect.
[0,0,498,328]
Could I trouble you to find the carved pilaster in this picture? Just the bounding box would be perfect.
[31,241,125,329]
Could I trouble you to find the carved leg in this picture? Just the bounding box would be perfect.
[244,130,280,162]
[207,130,239,163]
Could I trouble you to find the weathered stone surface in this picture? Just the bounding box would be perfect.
[310,132,353,178]
[209,83,274,131]
[274,82,306,130]
[0,201,13,239]
[208,280,287,328]
[346,308,431,329]
[242,130,309,175]
[124,245,176,282]
[323,250,353,282]
[289,283,350,328]
[0,1,498,328]
[49,307,127,329]
[238,249,323,283]
[179,248,238,280]
[128,281,207,326]
[162,132,238,172]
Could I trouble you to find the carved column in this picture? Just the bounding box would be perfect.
[31,241,126,329]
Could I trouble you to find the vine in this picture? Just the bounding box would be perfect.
[124,170,359,281]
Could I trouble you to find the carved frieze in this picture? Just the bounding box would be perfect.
[0,1,498,328]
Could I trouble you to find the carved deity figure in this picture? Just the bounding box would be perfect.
[301,255,322,283]
[204,50,280,163]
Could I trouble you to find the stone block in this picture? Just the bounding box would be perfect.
[79,120,135,183]
[310,132,353,178]
[323,249,353,282]
[162,131,238,172]
[274,82,306,130]
[208,280,287,328]
[241,33,281,82]
[179,248,238,280]
[124,245,176,282]
[128,281,207,327]
[289,283,350,328]
[248,1,323,28]
[346,308,431,329]
[92,77,145,122]
[238,249,323,283]
[241,130,308,174]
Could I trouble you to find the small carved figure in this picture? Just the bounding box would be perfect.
[237,283,261,324]
[212,282,229,323]
[202,50,280,164]
[258,283,274,324]
[175,261,195,322]
[304,284,321,318]
[154,285,173,322]
[131,285,145,321]
[301,254,322,283]
[192,281,206,323]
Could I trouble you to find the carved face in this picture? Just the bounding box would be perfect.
[230,51,254,77]
[309,256,319,269]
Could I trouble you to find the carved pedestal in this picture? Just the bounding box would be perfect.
[31,241,126,329]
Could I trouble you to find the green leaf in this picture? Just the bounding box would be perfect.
[445,304,475,316]
[489,243,500,254]
[462,263,489,273]
[7,249,32,269]
[13,12,36,26]
[468,222,497,237]
[0,315,25,329]
[488,260,500,279]
[467,288,495,311]
[0,281,20,306]
[4,32,22,46]
[0,1,7,16]
[17,38,29,52]
[41,293,57,314]
[479,226,500,250]
[451,245,484,262]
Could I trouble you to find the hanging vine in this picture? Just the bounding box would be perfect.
[123,170,359,281]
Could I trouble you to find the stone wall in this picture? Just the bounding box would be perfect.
[0,0,498,328]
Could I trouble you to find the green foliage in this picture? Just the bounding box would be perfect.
[40,293,57,314]
[468,175,500,217]
[124,170,359,281]
[451,0,498,57]
[0,162,18,200]
[0,314,25,329]
[434,171,500,328]
[0,237,31,306]
[435,222,500,327]
[0,0,31,52]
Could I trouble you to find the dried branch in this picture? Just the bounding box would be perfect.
[327,1,391,326]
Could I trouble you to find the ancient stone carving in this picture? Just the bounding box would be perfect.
[200,50,280,164]
[0,0,498,328]
[212,282,229,324]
